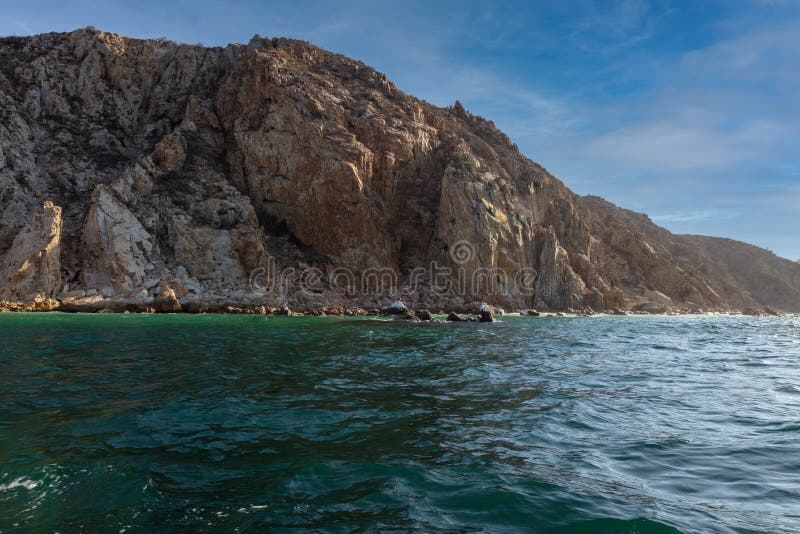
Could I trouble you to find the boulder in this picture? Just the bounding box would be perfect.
[154,287,181,313]
[633,302,669,314]
[416,309,433,321]
[477,303,495,323]
[381,300,410,316]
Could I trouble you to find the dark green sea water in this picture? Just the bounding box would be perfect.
[1,313,798,532]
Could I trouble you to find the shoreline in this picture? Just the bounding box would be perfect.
[1,294,791,320]
[0,306,793,319]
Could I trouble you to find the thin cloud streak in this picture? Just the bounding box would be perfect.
[652,210,739,223]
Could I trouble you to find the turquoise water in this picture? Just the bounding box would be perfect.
[1,314,798,532]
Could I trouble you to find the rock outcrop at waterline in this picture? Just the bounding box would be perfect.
[0,28,796,314]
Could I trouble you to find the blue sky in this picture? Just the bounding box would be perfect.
[2,0,799,259]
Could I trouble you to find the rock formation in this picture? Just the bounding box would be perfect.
[534,226,587,311]
[81,185,154,294]
[0,201,62,300]
[677,235,800,313]
[0,28,797,313]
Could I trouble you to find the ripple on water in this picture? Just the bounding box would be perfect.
[0,313,798,532]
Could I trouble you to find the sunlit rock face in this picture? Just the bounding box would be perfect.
[0,28,796,312]
[0,201,62,300]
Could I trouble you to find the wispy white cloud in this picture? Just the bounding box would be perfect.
[587,115,788,171]
[681,23,800,88]
[557,18,800,177]
[567,0,654,53]
[652,210,739,223]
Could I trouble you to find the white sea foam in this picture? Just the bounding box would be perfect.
[0,477,40,491]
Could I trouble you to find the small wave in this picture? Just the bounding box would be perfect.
[548,517,681,533]
[756,421,800,433]
[569,341,596,348]
[650,344,672,350]
[0,477,41,491]
[742,357,778,367]
[3,313,800,531]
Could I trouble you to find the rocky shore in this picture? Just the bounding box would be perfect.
[0,296,787,319]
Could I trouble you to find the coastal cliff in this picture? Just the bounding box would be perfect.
[0,28,795,314]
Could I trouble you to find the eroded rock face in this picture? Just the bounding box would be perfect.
[0,28,795,312]
[82,185,154,295]
[534,226,586,311]
[0,201,62,299]
[677,235,800,313]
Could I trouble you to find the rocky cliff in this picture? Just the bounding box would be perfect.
[0,28,795,313]
[576,196,793,313]
[677,235,800,313]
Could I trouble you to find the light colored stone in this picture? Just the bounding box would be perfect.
[154,286,181,313]
[0,201,62,300]
[81,185,154,293]
[534,226,586,311]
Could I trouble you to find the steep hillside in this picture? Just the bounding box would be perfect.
[577,196,759,312]
[678,236,800,313]
[0,28,793,313]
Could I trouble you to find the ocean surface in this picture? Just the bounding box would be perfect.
[1,313,798,532]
